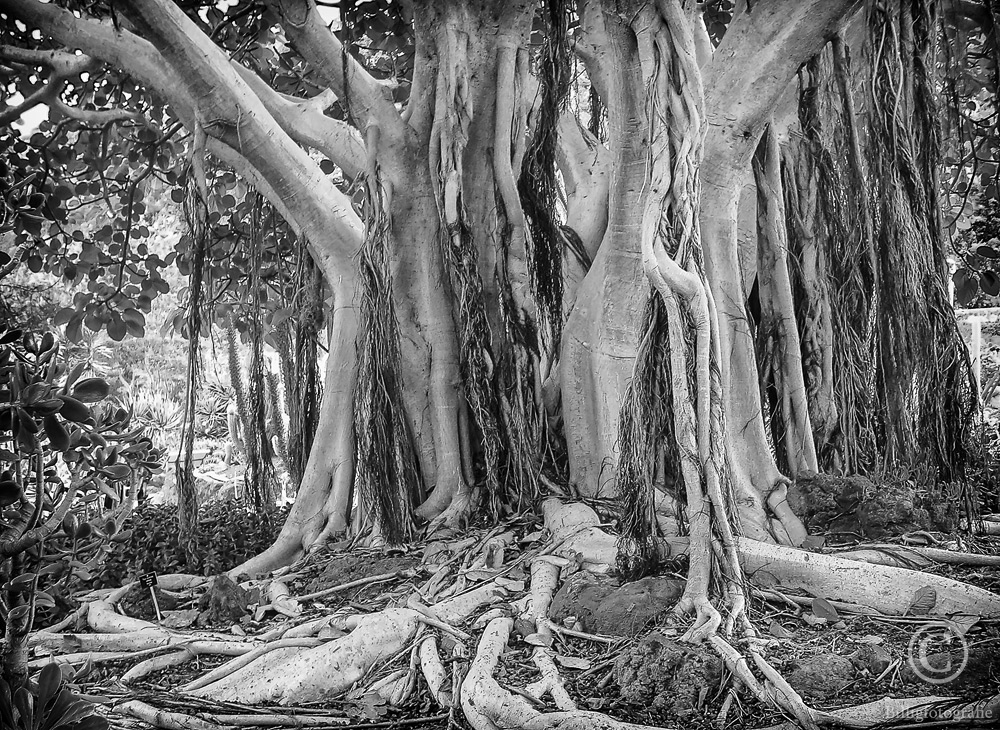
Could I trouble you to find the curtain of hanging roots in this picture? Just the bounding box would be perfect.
[517,0,571,347]
[866,0,975,492]
[432,22,506,516]
[354,140,420,544]
[494,38,545,512]
[616,295,683,578]
[784,47,876,475]
[176,172,207,560]
[273,235,323,494]
[242,195,277,515]
[615,8,746,638]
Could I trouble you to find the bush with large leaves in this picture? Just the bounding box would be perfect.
[0,663,107,730]
[0,327,160,690]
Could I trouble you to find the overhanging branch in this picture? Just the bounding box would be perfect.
[268,0,410,150]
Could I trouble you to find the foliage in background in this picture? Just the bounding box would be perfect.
[0,326,158,690]
[94,502,286,583]
[953,196,1000,305]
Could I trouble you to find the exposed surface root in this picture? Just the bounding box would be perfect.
[189,608,421,703]
[23,502,1000,730]
[463,617,660,730]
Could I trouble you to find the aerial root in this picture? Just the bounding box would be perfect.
[524,557,576,711]
[121,649,197,685]
[418,635,453,707]
[114,700,220,730]
[463,616,661,730]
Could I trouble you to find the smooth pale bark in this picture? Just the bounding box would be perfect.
[782,133,840,458]
[562,0,649,495]
[235,293,359,576]
[557,113,610,314]
[753,125,819,476]
[698,0,860,542]
[390,180,467,521]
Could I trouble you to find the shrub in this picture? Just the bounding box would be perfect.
[0,663,107,730]
[95,501,286,583]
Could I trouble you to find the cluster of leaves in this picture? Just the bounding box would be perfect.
[93,501,286,584]
[952,196,1000,305]
[0,325,161,684]
[0,663,106,730]
[940,3,1000,228]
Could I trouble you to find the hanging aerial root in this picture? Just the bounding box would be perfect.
[462,617,661,730]
[354,125,421,544]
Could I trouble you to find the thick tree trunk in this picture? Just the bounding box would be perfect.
[389,178,468,523]
[782,130,840,464]
[234,285,359,576]
[696,0,859,544]
[752,125,819,477]
[562,0,649,495]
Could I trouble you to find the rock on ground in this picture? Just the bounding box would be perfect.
[785,652,856,699]
[788,472,951,538]
[197,574,249,627]
[549,572,685,637]
[614,631,724,716]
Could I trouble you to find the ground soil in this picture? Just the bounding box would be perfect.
[63,519,1000,730]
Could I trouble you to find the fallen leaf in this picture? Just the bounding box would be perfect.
[802,612,827,627]
[752,570,780,588]
[857,635,884,644]
[556,655,592,670]
[520,530,545,544]
[950,614,980,637]
[908,586,937,615]
[523,632,554,648]
[769,620,794,639]
[801,534,827,551]
[272,596,302,618]
[160,609,199,629]
[811,597,841,621]
[496,577,526,592]
[465,570,494,582]
[868,645,892,674]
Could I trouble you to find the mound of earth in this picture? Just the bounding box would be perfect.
[119,582,180,620]
[302,552,420,596]
[549,571,685,637]
[614,631,724,716]
[788,472,950,538]
[785,652,856,699]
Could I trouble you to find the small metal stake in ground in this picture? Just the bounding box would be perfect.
[139,572,162,622]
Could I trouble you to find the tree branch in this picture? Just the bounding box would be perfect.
[6,0,363,281]
[118,0,363,277]
[50,96,150,127]
[234,65,364,179]
[0,45,94,126]
[0,82,55,126]
[0,482,77,558]
[268,0,409,148]
[702,0,863,170]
